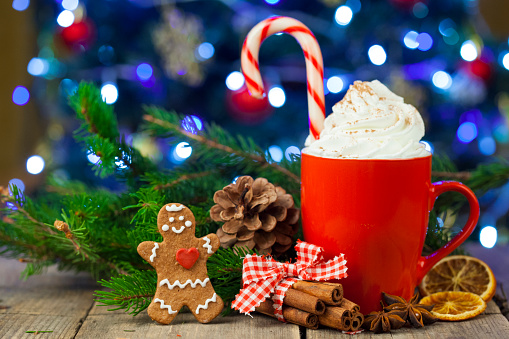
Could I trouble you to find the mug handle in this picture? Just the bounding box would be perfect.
[415,181,480,284]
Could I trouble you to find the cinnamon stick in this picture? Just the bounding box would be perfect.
[349,312,364,332]
[292,281,343,306]
[340,298,360,313]
[317,306,353,331]
[283,288,326,315]
[255,299,319,329]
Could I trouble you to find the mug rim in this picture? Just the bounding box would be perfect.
[301,150,432,162]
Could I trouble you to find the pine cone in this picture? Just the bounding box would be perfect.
[211,176,299,256]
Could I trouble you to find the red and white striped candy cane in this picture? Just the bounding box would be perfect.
[241,16,325,141]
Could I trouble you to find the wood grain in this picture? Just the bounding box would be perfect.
[0,257,96,339]
[76,306,301,339]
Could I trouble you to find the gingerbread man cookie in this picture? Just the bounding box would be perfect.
[138,203,224,324]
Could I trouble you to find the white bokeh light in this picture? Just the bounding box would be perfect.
[403,31,419,49]
[175,142,193,159]
[335,6,353,26]
[268,145,283,162]
[26,155,45,175]
[285,146,301,161]
[432,71,452,90]
[368,45,387,66]
[327,76,344,93]
[225,71,245,91]
[62,0,79,11]
[479,226,497,248]
[101,83,119,104]
[57,10,75,28]
[268,87,286,108]
[460,40,478,61]
[502,52,509,70]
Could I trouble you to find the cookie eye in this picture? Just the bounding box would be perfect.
[169,217,175,222]
[162,224,170,231]
[179,216,184,221]
[185,221,192,227]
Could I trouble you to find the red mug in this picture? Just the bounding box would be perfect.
[301,153,479,313]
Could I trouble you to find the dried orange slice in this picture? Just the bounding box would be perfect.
[420,291,486,321]
[419,255,496,302]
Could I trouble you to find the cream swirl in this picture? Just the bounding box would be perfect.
[303,80,430,159]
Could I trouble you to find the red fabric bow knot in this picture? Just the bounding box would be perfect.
[232,240,348,321]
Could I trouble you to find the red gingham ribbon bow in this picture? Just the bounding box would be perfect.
[231,240,348,321]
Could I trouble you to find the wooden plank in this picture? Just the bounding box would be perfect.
[0,257,97,339]
[306,301,509,339]
[76,304,301,339]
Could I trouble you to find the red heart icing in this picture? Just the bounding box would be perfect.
[176,248,200,269]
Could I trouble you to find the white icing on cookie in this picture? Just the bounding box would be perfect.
[185,221,192,227]
[166,204,184,212]
[172,226,185,234]
[179,216,184,221]
[159,278,209,290]
[150,243,159,262]
[196,293,217,314]
[153,298,178,315]
[202,237,213,254]
[169,217,175,222]
[162,225,169,232]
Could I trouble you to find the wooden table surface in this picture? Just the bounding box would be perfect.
[1,257,509,339]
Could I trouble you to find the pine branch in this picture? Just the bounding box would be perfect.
[431,171,472,181]
[95,270,157,316]
[143,112,300,184]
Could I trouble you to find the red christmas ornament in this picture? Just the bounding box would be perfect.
[59,19,95,50]
[468,59,492,81]
[226,85,274,124]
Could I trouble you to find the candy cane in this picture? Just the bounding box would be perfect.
[241,16,325,141]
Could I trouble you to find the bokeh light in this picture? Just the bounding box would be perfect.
[457,122,478,143]
[196,42,215,61]
[62,0,79,11]
[57,10,75,27]
[420,141,434,154]
[101,83,118,104]
[265,0,280,4]
[432,71,452,90]
[413,2,428,18]
[87,152,101,164]
[403,31,419,49]
[27,58,49,76]
[501,52,509,70]
[26,155,45,175]
[173,142,193,161]
[479,226,497,248]
[268,87,286,108]
[479,136,496,155]
[12,86,30,106]
[368,45,387,66]
[460,40,478,61]
[8,178,25,194]
[346,0,361,13]
[285,146,301,161]
[335,6,353,26]
[136,63,153,81]
[416,33,433,51]
[12,0,30,11]
[327,76,344,93]
[181,115,203,134]
[268,145,283,162]
[226,71,244,91]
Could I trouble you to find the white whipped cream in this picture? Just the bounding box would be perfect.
[303,80,430,159]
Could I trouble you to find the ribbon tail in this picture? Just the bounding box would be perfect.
[271,277,298,321]
[232,275,280,315]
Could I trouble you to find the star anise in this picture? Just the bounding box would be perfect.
[362,305,406,333]
[383,292,437,328]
